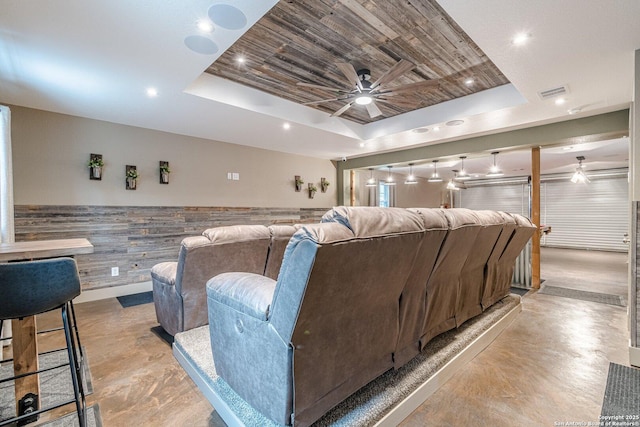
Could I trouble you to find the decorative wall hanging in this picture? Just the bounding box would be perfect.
[320,178,329,193]
[88,154,104,180]
[308,183,317,199]
[295,175,304,192]
[159,161,170,184]
[126,165,138,190]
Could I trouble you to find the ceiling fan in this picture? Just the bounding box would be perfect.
[297,59,440,119]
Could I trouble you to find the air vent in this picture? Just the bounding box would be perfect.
[538,85,569,100]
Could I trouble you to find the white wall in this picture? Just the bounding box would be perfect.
[10,105,337,207]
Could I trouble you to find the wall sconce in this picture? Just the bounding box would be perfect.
[88,154,103,180]
[159,161,170,184]
[126,165,138,190]
[320,177,330,193]
[295,175,304,192]
[308,183,317,199]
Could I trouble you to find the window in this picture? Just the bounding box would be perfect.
[379,181,390,207]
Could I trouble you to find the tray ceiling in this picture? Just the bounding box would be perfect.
[205,0,510,124]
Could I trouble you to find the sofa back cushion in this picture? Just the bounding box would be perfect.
[271,209,426,425]
[264,225,299,280]
[395,208,449,367]
[456,210,505,326]
[418,208,482,345]
[487,213,536,305]
[482,212,517,309]
[176,225,271,331]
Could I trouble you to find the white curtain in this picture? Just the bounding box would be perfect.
[0,105,14,345]
[0,105,14,244]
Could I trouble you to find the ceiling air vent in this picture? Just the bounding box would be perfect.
[538,85,569,100]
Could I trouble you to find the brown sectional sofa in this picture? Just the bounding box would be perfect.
[151,224,297,336]
[203,207,536,426]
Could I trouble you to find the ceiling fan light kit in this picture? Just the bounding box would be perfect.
[299,59,440,119]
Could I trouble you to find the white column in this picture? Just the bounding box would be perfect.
[630,50,640,366]
[0,105,14,346]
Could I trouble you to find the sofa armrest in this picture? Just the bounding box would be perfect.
[207,272,276,321]
[151,262,177,285]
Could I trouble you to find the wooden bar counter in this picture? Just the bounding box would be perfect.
[0,238,93,419]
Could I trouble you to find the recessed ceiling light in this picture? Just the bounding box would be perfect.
[555,98,566,106]
[446,119,464,127]
[236,56,246,64]
[568,107,582,115]
[197,20,214,33]
[412,128,429,133]
[512,32,530,46]
[359,142,366,148]
[283,122,291,130]
[562,146,573,151]
[146,87,158,98]
[464,78,474,86]
[433,126,440,132]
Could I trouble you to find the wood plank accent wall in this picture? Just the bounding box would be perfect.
[13,205,329,291]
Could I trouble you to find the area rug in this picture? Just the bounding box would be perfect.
[600,362,640,418]
[510,287,529,297]
[539,285,626,307]
[175,295,520,426]
[117,291,154,308]
[0,348,93,422]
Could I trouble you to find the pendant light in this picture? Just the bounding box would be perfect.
[405,163,418,184]
[456,156,471,181]
[486,151,504,177]
[428,160,443,183]
[365,168,377,187]
[446,179,459,191]
[570,156,590,183]
[384,166,396,186]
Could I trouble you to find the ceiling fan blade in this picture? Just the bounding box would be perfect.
[331,101,354,117]
[365,102,383,118]
[297,82,351,93]
[303,97,343,105]
[377,79,440,96]
[370,59,415,90]
[375,97,419,109]
[336,62,363,90]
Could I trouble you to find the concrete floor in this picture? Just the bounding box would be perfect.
[540,247,628,297]
[4,247,632,426]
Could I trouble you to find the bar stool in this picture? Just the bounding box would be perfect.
[0,257,86,427]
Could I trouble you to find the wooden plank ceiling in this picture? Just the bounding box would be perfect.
[206,0,509,125]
